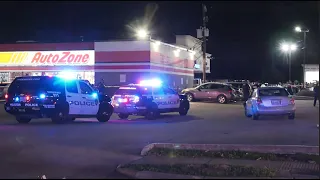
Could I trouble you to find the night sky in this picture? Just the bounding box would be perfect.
[0,1,319,83]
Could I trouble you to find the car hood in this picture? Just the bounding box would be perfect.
[181,88,198,93]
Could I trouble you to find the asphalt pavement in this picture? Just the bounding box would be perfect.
[0,100,318,178]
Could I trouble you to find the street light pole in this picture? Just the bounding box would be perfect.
[280,42,297,83]
[294,26,309,87]
[201,4,208,83]
[303,31,306,70]
[288,50,292,82]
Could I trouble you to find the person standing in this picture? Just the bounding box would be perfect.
[242,81,251,107]
[313,82,319,107]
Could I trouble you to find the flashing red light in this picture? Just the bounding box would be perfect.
[26,96,30,101]
[4,94,8,99]
[290,98,295,105]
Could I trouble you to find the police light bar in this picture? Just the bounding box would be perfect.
[56,71,77,80]
[139,79,162,87]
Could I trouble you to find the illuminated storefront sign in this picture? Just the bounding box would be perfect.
[0,50,94,66]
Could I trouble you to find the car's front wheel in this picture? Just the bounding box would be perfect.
[186,93,195,102]
[217,95,227,104]
[118,113,129,119]
[16,116,31,124]
[97,111,111,122]
[179,103,189,116]
[145,103,159,120]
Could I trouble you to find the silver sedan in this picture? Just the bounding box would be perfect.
[244,87,296,120]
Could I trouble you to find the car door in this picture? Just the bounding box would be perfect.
[207,84,221,99]
[79,81,99,115]
[164,87,180,109]
[151,87,167,109]
[195,83,212,99]
[65,80,81,115]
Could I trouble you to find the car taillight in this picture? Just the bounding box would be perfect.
[290,98,295,105]
[4,94,8,99]
[257,97,263,105]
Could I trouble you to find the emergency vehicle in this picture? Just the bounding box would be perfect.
[4,76,113,124]
[112,79,190,120]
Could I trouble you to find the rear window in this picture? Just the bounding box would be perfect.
[8,77,65,94]
[258,88,289,97]
[115,86,164,96]
[115,87,139,95]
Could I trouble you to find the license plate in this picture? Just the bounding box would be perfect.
[271,100,281,105]
[19,109,26,112]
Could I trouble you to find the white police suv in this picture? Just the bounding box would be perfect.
[112,79,190,120]
[4,76,113,124]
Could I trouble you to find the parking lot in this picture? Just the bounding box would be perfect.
[0,100,318,178]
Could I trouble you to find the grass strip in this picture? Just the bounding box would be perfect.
[122,163,277,177]
[147,148,319,164]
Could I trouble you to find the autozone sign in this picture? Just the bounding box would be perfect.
[0,50,94,66]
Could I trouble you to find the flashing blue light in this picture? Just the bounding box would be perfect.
[39,94,46,99]
[14,97,19,102]
[92,92,98,98]
[139,79,162,87]
[56,71,77,80]
[133,95,140,103]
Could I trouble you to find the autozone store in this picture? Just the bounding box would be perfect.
[302,64,319,84]
[0,40,195,88]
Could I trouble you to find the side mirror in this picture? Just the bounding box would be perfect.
[196,87,201,91]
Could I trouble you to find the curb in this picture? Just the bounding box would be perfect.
[116,167,293,179]
[140,143,319,156]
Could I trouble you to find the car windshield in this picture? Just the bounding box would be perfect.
[258,88,289,97]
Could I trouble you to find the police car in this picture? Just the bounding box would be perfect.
[112,79,190,120]
[4,76,113,124]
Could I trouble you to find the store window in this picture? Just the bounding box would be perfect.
[79,81,93,94]
[66,81,78,93]
[120,74,126,83]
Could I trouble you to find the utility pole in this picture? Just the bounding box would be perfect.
[202,4,208,83]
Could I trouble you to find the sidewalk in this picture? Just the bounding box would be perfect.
[117,156,319,179]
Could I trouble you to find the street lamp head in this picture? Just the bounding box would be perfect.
[136,28,149,39]
[295,26,302,32]
[281,43,289,52]
[290,44,297,51]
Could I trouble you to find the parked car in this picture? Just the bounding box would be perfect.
[0,83,10,99]
[244,86,296,120]
[181,82,238,104]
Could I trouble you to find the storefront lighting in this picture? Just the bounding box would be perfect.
[173,49,180,57]
[139,79,162,87]
[189,50,196,60]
